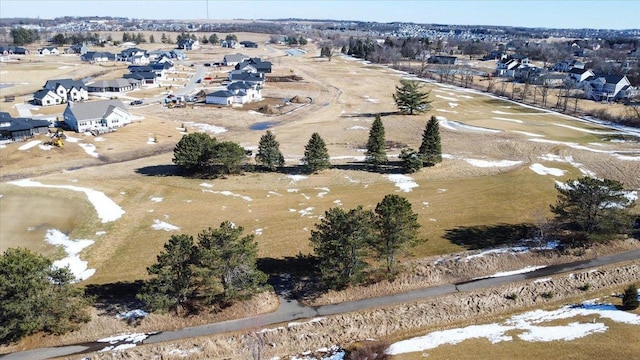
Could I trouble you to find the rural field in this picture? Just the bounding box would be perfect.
[1,32,639,358]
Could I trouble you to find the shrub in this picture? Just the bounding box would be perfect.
[505,293,518,300]
[621,284,639,310]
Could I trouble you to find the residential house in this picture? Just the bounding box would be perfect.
[43,79,88,103]
[171,49,186,60]
[149,61,173,77]
[496,58,522,77]
[221,39,239,48]
[240,41,258,48]
[568,68,595,83]
[0,46,28,55]
[531,73,567,87]
[228,71,265,87]
[235,58,272,73]
[428,55,458,65]
[63,99,132,133]
[33,89,63,106]
[38,46,59,55]
[87,78,142,93]
[223,53,250,67]
[553,59,585,72]
[584,74,633,102]
[205,90,234,105]
[81,51,115,63]
[123,72,157,85]
[118,48,148,63]
[0,112,50,142]
[177,38,200,50]
[227,81,262,103]
[66,43,89,55]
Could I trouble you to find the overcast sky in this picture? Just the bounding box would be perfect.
[1,0,639,30]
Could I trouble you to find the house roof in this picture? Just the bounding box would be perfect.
[88,78,140,89]
[82,51,115,60]
[229,72,264,82]
[44,78,87,91]
[128,65,153,72]
[207,90,234,98]
[568,68,591,75]
[0,113,50,132]
[65,99,129,121]
[227,82,252,91]
[123,72,156,80]
[593,74,629,85]
[224,53,249,63]
[33,89,59,100]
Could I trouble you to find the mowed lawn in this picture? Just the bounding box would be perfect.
[1,41,638,285]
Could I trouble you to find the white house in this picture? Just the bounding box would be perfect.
[33,89,63,106]
[38,47,59,55]
[205,90,234,105]
[63,99,132,133]
[584,74,632,102]
[227,81,262,102]
[43,79,88,103]
[568,68,595,83]
[223,53,249,67]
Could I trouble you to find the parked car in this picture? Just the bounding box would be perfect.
[130,100,143,105]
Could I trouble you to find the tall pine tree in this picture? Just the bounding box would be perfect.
[302,132,331,173]
[310,206,376,289]
[373,194,421,274]
[419,116,442,166]
[256,130,285,171]
[393,80,432,115]
[365,114,387,170]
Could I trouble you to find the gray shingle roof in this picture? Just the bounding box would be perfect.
[44,78,87,91]
[207,90,234,98]
[66,99,128,121]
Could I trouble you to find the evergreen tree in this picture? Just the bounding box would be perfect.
[298,36,308,45]
[137,235,196,313]
[419,116,442,166]
[149,34,155,43]
[210,141,248,175]
[172,132,217,172]
[256,130,285,171]
[373,194,421,273]
[310,207,376,289]
[225,34,238,41]
[550,177,635,238]
[161,33,168,44]
[365,114,387,170]
[399,148,424,173]
[195,222,267,304]
[622,284,639,310]
[0,248,90,344]
[393,79,432,115]
[209,34,219,45]
[302,132,331,174]
[52,33,66,46]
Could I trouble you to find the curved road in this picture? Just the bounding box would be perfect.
[2,248,640,360]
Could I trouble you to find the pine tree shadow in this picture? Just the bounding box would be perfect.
[258,255,323,302]
[84,280,145,317]
[135,164,182,177]
[340,111,400,118]
[444,223,536,250]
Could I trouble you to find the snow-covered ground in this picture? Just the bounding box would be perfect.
[8,179,125,223]
[385,174,418,192]
[45,229,95,281]
[386,299,640,356]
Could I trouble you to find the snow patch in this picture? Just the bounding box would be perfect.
[529,163,566,176]
[149,196,163,202]
[287,175,308,183]
[9,179,124,223]
[385,174,418,192]
[44,229,95,282]
[152,219,180,231]
[18,140,41,150]
[78,143,99,157]
[182,121,227,134]
[464,159,522,168]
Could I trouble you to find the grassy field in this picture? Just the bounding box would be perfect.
[1,39,639,286]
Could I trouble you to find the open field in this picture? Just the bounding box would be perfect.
[1,40,639,286]
[0,33,639,358]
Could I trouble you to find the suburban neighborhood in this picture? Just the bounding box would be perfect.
[0,4,639,360]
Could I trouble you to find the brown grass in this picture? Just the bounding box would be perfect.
[46,260,640,360]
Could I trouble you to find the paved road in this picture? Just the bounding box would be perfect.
[138,64,206,105]
[3,248,639,360]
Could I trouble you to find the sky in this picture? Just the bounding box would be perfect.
[0,0,639,30]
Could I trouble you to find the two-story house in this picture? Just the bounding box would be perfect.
[42,79,88,104]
